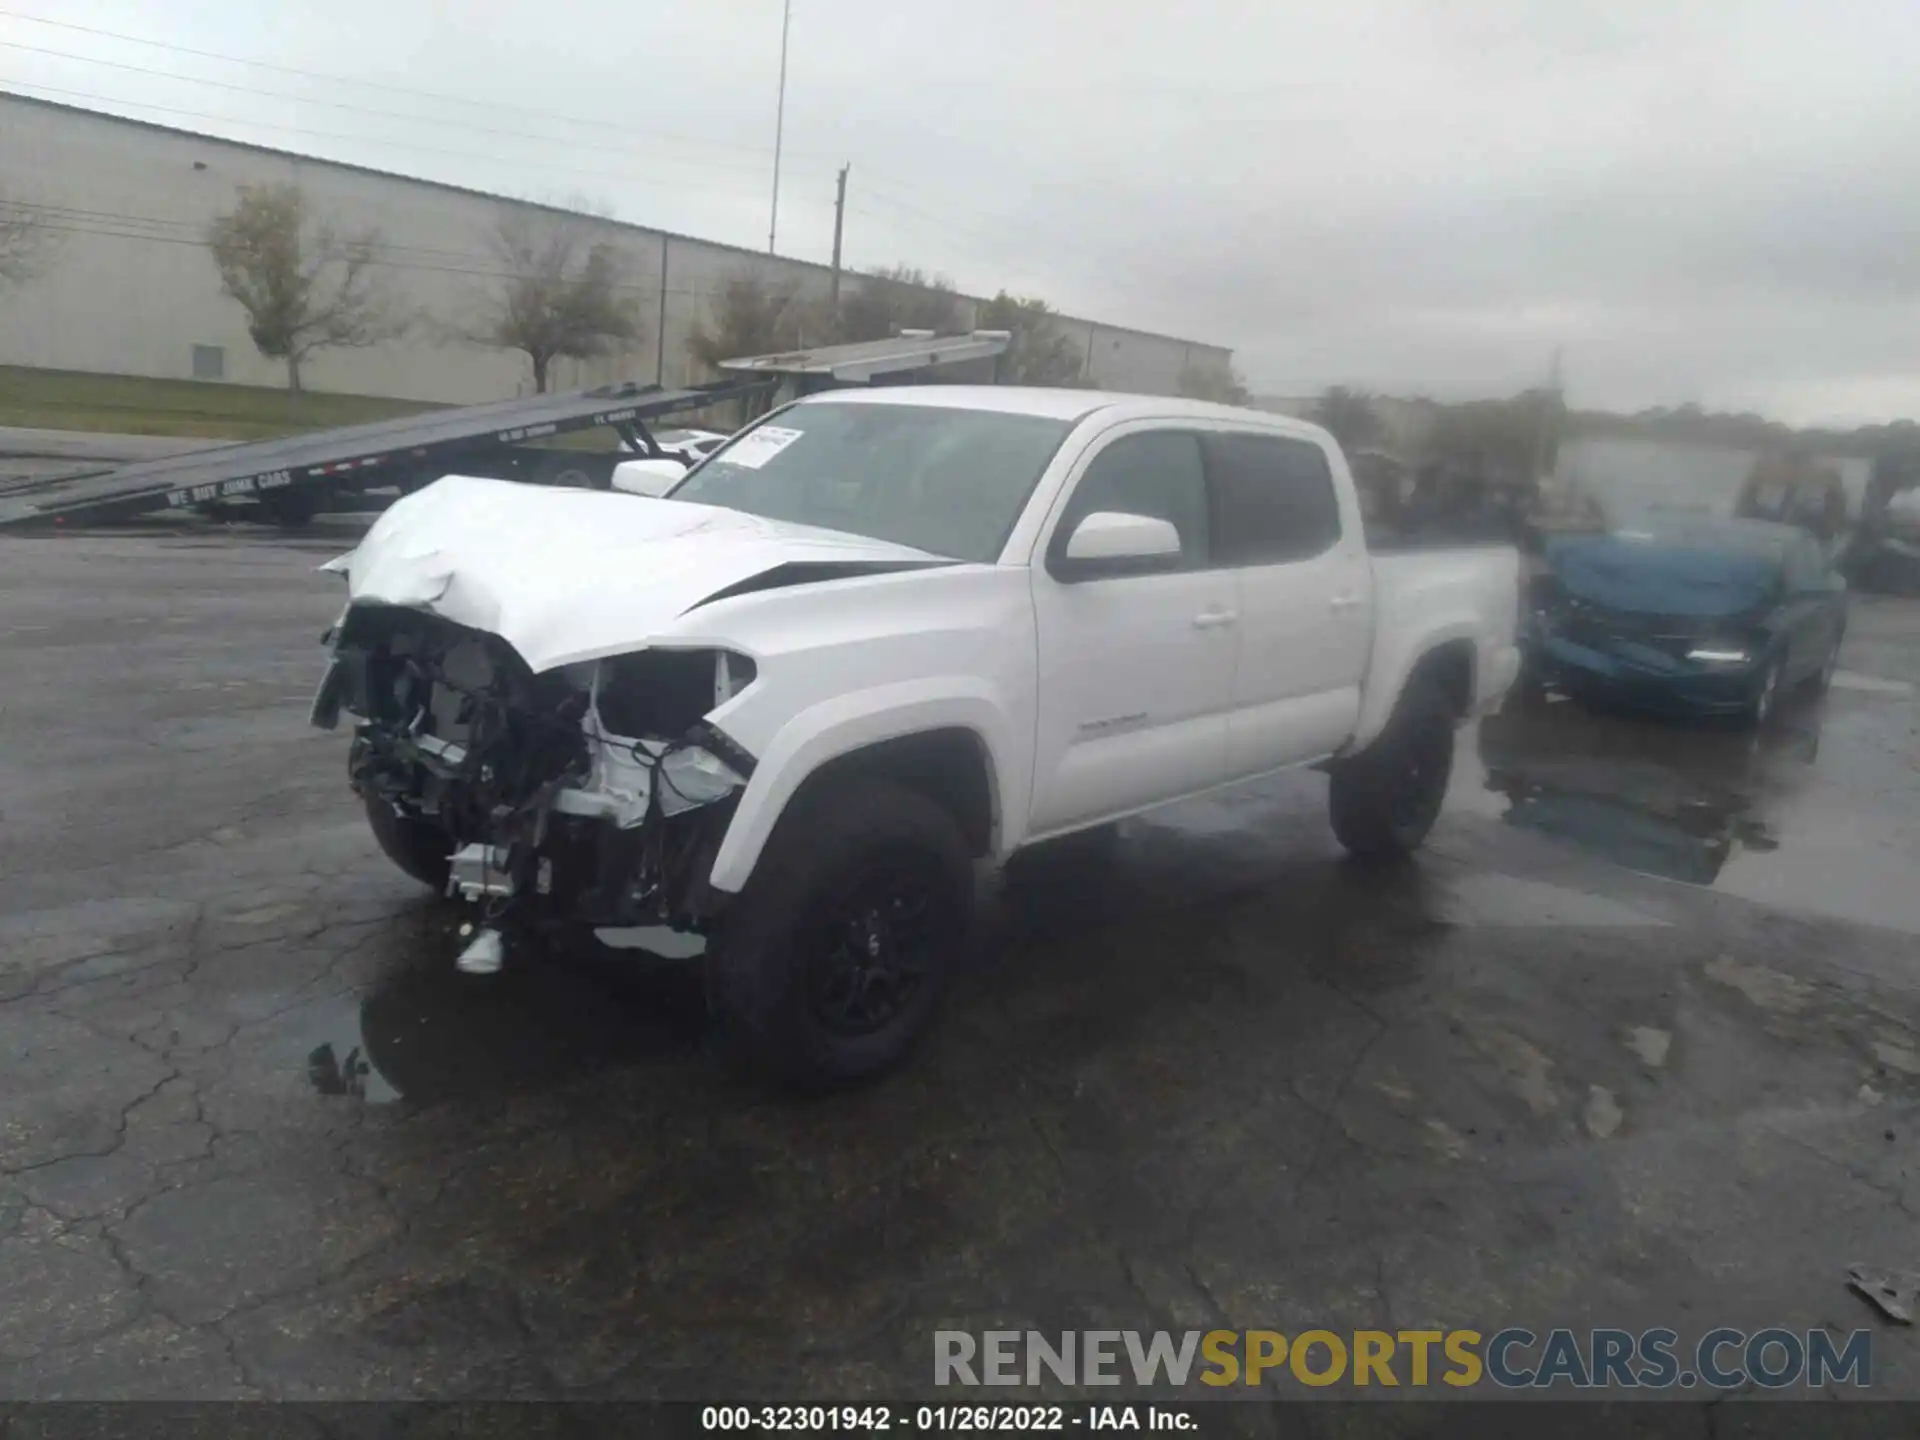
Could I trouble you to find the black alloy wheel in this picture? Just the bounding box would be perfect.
[803,859,944,1037]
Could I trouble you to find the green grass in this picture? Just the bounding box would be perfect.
[0,365,443,440]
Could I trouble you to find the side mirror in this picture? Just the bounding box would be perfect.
[1057,511,1184,579]
[610,457,688,498]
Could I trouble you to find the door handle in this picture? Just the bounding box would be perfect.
[1192,608,1238,630]
[1329,594,1363,612]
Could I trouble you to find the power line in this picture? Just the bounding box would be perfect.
[0,7,811,165]
[10,199,1212,367]
[0,7,1145,277]
[17,213,773,300]
[1,194,826,301]
[847,187,1143,293]
[4,143,1157,352]
[0,65,1017,281]
[0,38,780,182]
[0,75,1161,334]
[4,196,535,273]
[1,77,1076,290]
[0,13,1144,305]
[0,78,787,209]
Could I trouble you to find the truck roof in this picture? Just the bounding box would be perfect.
[795,385,1338,443]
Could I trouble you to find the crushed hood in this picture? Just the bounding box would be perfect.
[1544,535,1776,618]
[324,475,947,672]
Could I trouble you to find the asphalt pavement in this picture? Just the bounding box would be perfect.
[0,428,217,492]
[1,524,1917,1405]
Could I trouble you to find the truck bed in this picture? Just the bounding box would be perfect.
[1354,543,1523,746]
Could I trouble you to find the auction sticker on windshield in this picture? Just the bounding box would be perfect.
[724,426,804,469]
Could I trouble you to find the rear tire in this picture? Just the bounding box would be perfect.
[364,794,452,892]
[706,778,973,1090]
[529,452,614,490]
[1329,681,1456,859]
[260,486,324,528]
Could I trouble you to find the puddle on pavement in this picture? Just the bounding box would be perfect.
[599,926,706,959]
[294,931,710,1105]
[1829,670,1916,697]
[1459,680,1920,934]
[1438,873,1668,928]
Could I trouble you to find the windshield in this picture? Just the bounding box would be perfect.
[669,402,1073,563]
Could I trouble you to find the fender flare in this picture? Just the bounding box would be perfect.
[1349,619,1484,752]
[706,680,1021,894]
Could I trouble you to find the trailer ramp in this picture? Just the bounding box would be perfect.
[0,378,769,529]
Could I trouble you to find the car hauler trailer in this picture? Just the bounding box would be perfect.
[717,329,1013,416]
[0,376,774,530]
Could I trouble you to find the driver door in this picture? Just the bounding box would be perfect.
[1026,427,1237,836]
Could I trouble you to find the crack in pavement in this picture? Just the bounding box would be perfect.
[1758,1118,1917,1218]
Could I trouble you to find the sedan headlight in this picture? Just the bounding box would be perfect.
[1686,643,1752,665]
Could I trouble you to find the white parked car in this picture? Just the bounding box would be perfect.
[314,388,1520,1086]
[610,427,731,497]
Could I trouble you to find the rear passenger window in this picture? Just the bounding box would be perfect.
[1204,432,1341,564]
[1051,430,1209,571]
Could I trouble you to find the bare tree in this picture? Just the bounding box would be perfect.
[1312,386,1382,453]
[463,206,644,393]
[977,291,1083,386]
[1176,359,1250,406]
[207,183,402,390]
[1429,390,1565,482]
[0,185,58,293]
[834,264,965,343]
[688,273,812,372]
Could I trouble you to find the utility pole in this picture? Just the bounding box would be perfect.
[828,164,849,307]
[767,0,792,254]
[1532,346,1564,487]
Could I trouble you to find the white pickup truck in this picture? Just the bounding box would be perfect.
[313,387,1520,1085]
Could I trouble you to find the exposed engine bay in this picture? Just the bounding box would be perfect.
[311,604,757,960]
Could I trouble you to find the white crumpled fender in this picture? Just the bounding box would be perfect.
[322,475,946,673]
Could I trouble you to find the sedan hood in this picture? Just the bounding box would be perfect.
[1544,535,1776,618]
[323,475,947,672]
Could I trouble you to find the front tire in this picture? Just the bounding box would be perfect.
[363,794,452,892]
[1329,681,1456,859]
[1740,657,1783,730]
[706,779,973,1089]
[1510,652,1551,708]
[1807,629,1843,694]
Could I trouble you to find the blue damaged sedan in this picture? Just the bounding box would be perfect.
[1520,517,1847,726]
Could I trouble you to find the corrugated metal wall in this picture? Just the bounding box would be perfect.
[0,96,1229,404]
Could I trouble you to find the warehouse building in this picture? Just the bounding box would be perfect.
[0,94,1230,405]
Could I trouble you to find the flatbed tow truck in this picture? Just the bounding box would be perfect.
[0,376,774,530]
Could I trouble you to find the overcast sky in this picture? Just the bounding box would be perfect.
[4,0,1919,424]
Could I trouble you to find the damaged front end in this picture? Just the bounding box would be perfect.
[312,604,755,964]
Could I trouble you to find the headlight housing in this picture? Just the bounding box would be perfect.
[1685,642,1752,666]
[595,648,758,736]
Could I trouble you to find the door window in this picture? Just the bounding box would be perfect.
[1048,431,1210,572]
[1202,432,1342,564]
